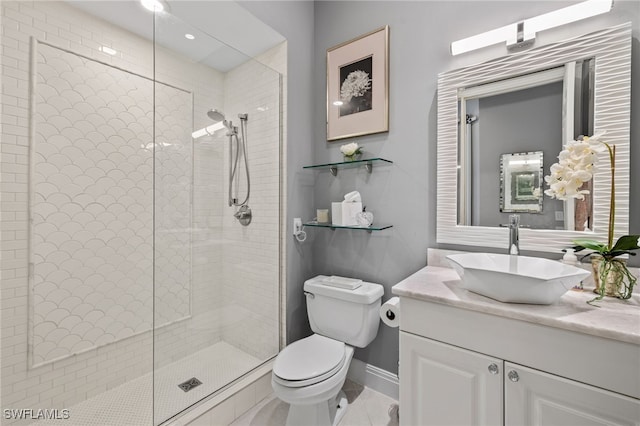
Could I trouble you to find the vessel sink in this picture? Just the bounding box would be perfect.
[446,253,591,304]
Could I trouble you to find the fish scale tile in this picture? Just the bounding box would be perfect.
[31,42,193,366]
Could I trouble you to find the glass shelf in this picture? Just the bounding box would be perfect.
[304,221,392,232]
[303,157,393,176]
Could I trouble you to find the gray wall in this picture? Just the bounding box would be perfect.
[312,1,640,375]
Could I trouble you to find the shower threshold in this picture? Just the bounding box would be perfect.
[30,342,261,426]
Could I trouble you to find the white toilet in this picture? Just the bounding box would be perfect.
[272,275,384,426]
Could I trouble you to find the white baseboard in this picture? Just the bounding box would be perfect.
[347,358,399,400]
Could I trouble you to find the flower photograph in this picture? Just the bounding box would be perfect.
[339,57,373,117]
[326,26,389,140]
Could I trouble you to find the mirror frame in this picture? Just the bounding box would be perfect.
[436,23,631,253]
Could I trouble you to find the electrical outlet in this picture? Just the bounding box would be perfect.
[293,218,302,235]
[555,211,564,221]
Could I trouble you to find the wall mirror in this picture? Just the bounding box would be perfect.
[437,23,631,253]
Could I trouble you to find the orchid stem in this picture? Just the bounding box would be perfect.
[604,142,615,251]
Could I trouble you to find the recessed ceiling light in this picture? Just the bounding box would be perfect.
[185,34,195,40]
[99,46,117,55]
[140,0,164,13]
[333,101,344,106]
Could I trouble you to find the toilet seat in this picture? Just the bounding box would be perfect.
[273,334,346,388]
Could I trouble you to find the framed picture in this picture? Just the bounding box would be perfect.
[500,151,544,213]
[326,26,389,141]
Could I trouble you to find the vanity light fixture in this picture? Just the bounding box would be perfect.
[450,0,613,55]
[185,33,195,40]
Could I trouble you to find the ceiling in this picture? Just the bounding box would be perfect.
[67,0,285,72]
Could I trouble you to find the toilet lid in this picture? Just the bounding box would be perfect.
[273,334,345,383]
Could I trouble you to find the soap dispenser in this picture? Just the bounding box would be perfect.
[561,248,580,266]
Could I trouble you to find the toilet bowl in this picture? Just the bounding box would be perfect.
[272,275,384,426]
[272,335,354,425]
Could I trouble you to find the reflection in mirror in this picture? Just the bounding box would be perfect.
[500,151,543,214]
[457,58,594,230]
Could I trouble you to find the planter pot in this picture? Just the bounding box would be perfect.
[343,153,362,162]
[590,255,627,298]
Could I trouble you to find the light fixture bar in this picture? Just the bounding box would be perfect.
[451,23,516,56]
[451,0,613,56]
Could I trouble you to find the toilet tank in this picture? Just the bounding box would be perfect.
[304,275,384,348]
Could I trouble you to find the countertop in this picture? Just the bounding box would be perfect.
[392,266,640,345]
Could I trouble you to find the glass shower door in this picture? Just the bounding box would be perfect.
[152,9,281,424]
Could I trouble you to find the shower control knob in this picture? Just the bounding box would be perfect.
[508,370,519,382]
[488,363,499,375]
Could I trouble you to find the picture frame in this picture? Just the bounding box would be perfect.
[499,151,544,213]
[326,26,389,141]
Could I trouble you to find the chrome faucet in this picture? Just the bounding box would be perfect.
[509,214,520,255]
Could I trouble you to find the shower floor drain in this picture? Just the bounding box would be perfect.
[178,377,203,392]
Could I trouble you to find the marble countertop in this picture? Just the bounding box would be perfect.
[392,266,640,345]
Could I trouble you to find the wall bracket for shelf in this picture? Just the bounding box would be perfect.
[365,162,373,173]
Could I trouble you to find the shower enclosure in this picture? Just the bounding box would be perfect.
[0,1,282,424]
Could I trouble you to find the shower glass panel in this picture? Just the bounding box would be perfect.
[0,1,280,424]
[152,10,281,424]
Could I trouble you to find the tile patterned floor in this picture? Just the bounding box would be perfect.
[229,379,400,426]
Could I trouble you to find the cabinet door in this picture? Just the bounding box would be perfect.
[399,332,503,426]
[505,362,640,426]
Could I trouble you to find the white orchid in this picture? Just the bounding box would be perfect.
[544,133,606,200]
[340,70,371,102]
[545,132,640,303]
[340,142,361,157]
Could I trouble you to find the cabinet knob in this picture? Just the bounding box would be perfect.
[488,363,499,375]
[508,370,519,382]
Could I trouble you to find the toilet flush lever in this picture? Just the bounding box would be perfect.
[303,291,315,299]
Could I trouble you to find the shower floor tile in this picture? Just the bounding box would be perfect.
[31,342,262,426]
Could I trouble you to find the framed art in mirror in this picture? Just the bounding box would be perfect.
[326,26,389,141]
[436,23,631,253]
[500,152,543,214]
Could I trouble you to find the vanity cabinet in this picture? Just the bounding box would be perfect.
[394,266,640,426]
[400,331,640,426]
[400,332,503,425]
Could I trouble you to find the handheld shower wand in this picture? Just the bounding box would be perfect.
[200,109,251,226]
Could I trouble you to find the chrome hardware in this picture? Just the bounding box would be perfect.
[303,291,315,299]
[508,370,519,382]
[234,205,252,226]
[509,214,520,255]
[488,363,499,375]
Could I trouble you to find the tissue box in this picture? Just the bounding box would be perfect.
[331,202,363,226]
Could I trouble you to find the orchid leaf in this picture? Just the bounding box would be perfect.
[573,239,608,252]
[611,235,640,252]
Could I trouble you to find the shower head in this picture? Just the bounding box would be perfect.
[192,109,233,139]
[207,109,226,123]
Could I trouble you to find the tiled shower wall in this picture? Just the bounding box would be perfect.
[31,41,193,367]
[1,1,278,416]
[220,46,283,361]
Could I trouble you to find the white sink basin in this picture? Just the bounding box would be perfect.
[446,253,591,304]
